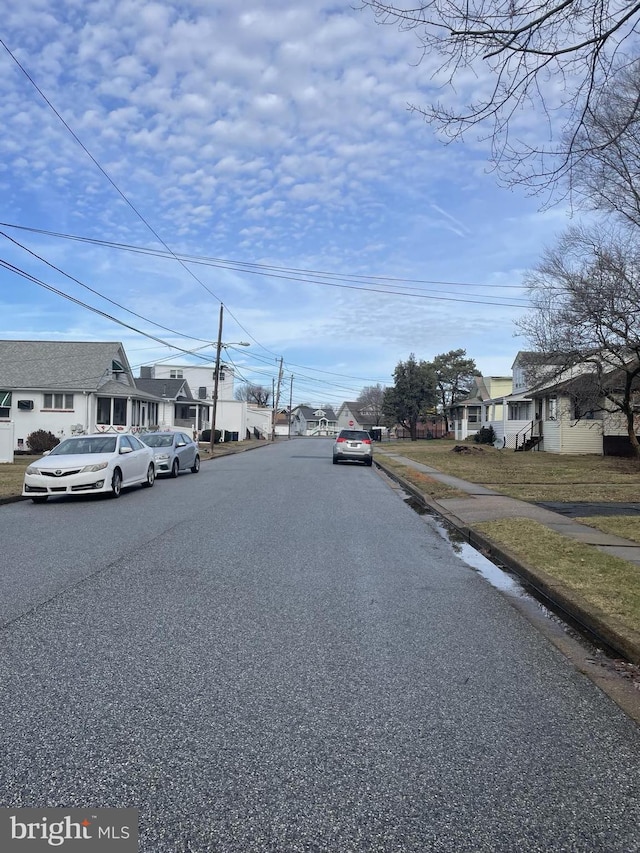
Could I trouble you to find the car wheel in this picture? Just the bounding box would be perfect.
[111,468,122,498]
[143,463,155,487]
[31,496,48,504]
[366,458,373,466]
[191,455,200,474]
[333,456,339,464]
[171,459,179,478]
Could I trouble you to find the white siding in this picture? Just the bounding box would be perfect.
[559,420,603,454]
[540,421,561,453]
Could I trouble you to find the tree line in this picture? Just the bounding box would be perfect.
[358,349,477,441]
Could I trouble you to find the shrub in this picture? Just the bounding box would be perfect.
[27,429,60,453]
[473,425,497,445]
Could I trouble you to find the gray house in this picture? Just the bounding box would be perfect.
[0,340,162,450]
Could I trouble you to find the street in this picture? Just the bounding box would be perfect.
[1,438,639,852]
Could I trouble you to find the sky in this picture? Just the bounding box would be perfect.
[0,0,571,408]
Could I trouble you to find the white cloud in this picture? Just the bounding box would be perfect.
[0,0,575,401]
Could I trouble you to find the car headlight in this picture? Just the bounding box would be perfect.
[81,461,109,473]
[25,465,38,475]
[155,453,170,461]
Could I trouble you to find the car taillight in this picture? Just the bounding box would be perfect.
[362,439,371,444]
[336,437,346,443]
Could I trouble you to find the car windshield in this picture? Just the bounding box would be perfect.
[49,437,117,455]
[339,430,370,440]
[142,435,174,447]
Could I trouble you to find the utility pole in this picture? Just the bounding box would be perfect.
[271,357,284,441]
[288,374,293,439]
[210,303,224,454]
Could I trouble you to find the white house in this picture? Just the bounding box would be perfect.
[447,376,512,441]
[0,340,163,451]
[290,405,338,436]
[139,360,249,439]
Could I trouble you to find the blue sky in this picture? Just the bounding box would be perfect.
[0,0,569,407]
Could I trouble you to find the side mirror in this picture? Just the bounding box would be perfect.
[120,446,133,454]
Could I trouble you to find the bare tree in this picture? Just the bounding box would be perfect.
[570,60,640,225]
[517,223,640,457]
[361,0,640,191]
[356,383,386,425]
[431,349,477,432]
[235,384,271,406]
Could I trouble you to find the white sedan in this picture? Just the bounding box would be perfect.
[22,433,156,503]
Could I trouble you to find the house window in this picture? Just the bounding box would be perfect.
[508,401,532,420]
[0,390,11,417]
[97,397,127,426]
[43,393,74,410]
[546,396,557,420]
[170,369,183,379]
[468,406,481,423]
[113,398,127,426]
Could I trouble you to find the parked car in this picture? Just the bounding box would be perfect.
[139,431,200,477]
[332,429,373,466]
[22,433,155,503]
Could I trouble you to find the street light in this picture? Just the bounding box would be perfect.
[209,305,250,453]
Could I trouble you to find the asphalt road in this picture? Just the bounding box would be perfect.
[1,438,639,852]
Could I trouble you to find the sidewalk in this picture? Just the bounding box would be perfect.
[375,448,640,665]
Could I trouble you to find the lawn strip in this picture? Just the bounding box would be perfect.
[378,458,466,500]
[475,518,640,636]
[574,516,640,545]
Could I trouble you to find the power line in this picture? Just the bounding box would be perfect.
[0,222,529,308]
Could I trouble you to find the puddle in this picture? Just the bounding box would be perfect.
[399,489,621,657]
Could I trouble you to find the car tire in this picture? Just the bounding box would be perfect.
[191,455,200,474]
[111,468,122,498]
[31,496,48,504]
[366,458,373,466]
[171,459,179,478]
[333,457,339,464]
[143,464,155,487]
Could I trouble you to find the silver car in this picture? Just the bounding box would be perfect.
[22,433,155,502]
[140,431,200,477]
[332,429,373,466]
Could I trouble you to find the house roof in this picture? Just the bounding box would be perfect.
[0,340,132,391]
[293,405,338,420]
[135,378,194,400]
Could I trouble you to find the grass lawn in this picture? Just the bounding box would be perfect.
[475,518,640,638]
[574,516,640,545]
[378,439,640,503]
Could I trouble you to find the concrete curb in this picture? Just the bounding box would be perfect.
[375,459,640,666]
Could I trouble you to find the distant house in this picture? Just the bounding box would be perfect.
[290,405,338,436]
[139,361,248,439]
[447,375,512,441]
[336,402,384,434]
[0,340,162,450]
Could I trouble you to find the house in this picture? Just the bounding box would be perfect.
[447,375,512,441]
[475,351,640,454]
[134,376,209,435]
[139,361,248,440]
[0,340,163,451]
[290,405,338,436]
[525,366,640,456]
[336,402,385,434]
[273,408,291,438]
